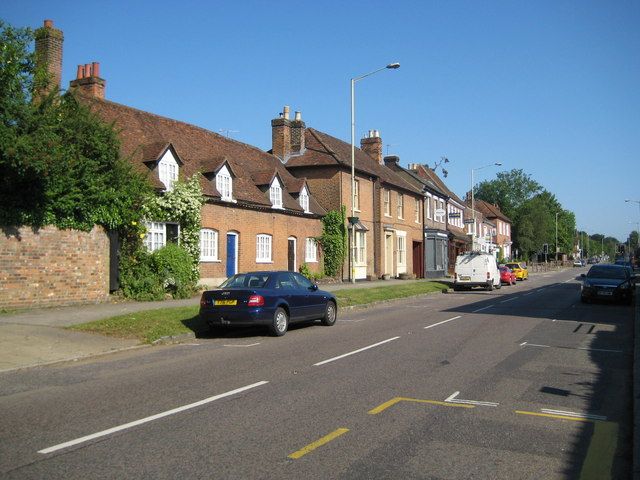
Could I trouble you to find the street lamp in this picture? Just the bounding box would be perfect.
[470,162,502,251]
[350,62,400,283]
[555,212,559,261]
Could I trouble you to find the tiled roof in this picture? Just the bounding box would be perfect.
[475,199,512,223]
[82,97,325,216]
[285,128,423,195]
[412,165,466,206]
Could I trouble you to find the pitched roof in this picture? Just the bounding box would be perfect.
[82,97,325,216]
[474,199,512,223]
[411,164,466,207]
[284,128,423,195]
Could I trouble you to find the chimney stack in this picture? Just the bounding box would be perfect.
[69,61,106,99]
[271,106,292,162]
[290,110,306,154]
[34,19,64,96]
[360,130,383,164]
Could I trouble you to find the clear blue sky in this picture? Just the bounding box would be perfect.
[3,1,639,241]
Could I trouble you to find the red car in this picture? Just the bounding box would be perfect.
[499,266,517,286]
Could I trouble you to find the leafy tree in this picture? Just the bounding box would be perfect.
[0,20,151,231]
[474,169,542,221]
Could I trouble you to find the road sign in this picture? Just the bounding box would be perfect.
[434,208,446,217]
[464,219,475,224]
[448,212,461,218]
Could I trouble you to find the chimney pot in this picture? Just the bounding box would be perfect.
[76,64,84,79]
[283,105,290,120]
[92,62,100,78]
[84,63,91,77]
[294,111,301,121]
[44,19,53,28]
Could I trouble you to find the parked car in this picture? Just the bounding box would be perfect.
[580,264,637,304]
[504,262,529,280]
[499,266,517,286]
[573,259,586,267]
[453,252,501,291]
[199,271,337,336]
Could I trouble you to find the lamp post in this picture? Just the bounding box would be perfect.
[470,162,502,251]
[350,62,400,283]
[555,212,559,262]
[625,199,640,216]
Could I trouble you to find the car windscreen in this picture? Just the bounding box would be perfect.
[219,273,270,288]
[587,267,626,279]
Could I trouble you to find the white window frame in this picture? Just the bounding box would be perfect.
[414,198,420,223]
[426,193,432,219]
[355,230,366,265]
[200,229,219,261]
[256,234,273,263]
[305,238,318,263]
[384,189,391,217]
[216,165,233,202]
[397,193,404,219]
[143,221,166,252]
[299,186,310,213]
[270,178,283,209]
[158,151,178,191]
[396,231,407,267]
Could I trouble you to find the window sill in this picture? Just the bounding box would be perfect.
[256,260,273,264]
[200,259,221,263]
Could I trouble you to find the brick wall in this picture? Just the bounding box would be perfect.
[0,226,110,309]
[199,203,323,285]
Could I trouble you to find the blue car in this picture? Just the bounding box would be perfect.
[199,271,337,336]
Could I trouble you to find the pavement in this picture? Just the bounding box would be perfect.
[0,277,438,373]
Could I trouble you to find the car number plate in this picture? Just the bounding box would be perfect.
[459,276,471,281]
[214,299,237,306]
[597,291,613,296]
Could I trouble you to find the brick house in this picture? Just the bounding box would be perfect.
[407,164,471,275]
[270,109,424,280]
[474,200,512,260]
[36,20,326,288]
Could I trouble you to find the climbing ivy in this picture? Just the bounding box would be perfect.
[319,206,347,277]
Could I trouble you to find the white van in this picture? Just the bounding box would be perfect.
[453,252,501,291]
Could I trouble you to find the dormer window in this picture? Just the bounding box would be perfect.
[299,186,310,213]
[158,151,179,191]
[270,177,283,209]
[216,165,233,201]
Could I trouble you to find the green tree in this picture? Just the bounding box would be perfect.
[0,20,151,231]
[474,169,542,221]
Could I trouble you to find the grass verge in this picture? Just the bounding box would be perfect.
[68,281,449,344]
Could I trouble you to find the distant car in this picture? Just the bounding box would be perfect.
[580,264,636,304]
[504,262,529,281]
[199,271,337,336]
[499,266,516,286]
[573,259,585,267]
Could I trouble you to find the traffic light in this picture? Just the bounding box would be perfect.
[543,243,548,254]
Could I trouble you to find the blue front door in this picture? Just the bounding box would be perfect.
[226,234,237,277]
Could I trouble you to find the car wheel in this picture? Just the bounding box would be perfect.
[321,301,337,326]
[486,282,493,291]
[581,296,589,304]
[495,281,501,290]
[453,285,461,292]
[270,307,289,336]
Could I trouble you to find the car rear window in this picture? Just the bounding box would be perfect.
[587,267,626,279]
[220,274,270,288]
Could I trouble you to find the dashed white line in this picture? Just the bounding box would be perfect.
[424,316,462,330]
[38,381,269,454]
[314,337,400,366]
[223,343,261,348]
[541,409,607,421]
[472,305,494,313]
[500,297,518,303]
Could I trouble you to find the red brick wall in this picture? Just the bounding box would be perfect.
[199,203,324,282]
[0,226,110,309]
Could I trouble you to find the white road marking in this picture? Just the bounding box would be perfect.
[223,343,261,348]
[445,391,499,407]
[472,305,493,313]
[500,297,518,303]
[424,316,462,330]
[563,279,573,283]
[519,342,528,346]
[522,292,534,296]
[522,343,622,354]
[38,381,269,454]
[314,337,400,366]
[541,409,607,421]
